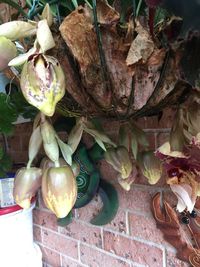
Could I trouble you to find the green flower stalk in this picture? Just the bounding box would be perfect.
[14,167,42,209]
[20,54,65,116]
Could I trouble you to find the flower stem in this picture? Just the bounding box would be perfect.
[27,159,32,169]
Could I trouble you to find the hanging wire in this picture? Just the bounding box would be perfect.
[92,0,121,119]
[125,77,135,117]
[56,2,61,25]
[132,0,136,18]
[92,0,109,90]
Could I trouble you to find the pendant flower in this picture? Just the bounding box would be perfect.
[20,54,65,116]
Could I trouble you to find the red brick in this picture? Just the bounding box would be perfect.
[104,230,163,267]
[37,190,49,210]
[9,151,28,164]
[77,195,103,222]
[33,224,42,243]
[98,159,119,182]
[156,132,170,148]
[21,134,31,151]
[101,120,120,138]
[42,229,78,258]
[80,244,130,267]
[14,122,32,134]
[104,209,126,234]
[117,184,152,214]
[136,116,159,130]
[135,169,167,187]
[166,251,190,267]
[59,220,102,248]
[7,135,22,151]
[158,108,175,129]
[33,208,58,231]
[82,133,95,148]
[61,256,87,267]
[39,245,61,267]
[129,212,172,248]
[136,109,174,130]
[145,132,156,150]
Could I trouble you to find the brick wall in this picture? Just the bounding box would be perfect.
[8,110,190,267]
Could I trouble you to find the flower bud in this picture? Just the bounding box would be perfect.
[138,151,162,185]
[20,54,65,116]
[13,167,42,209]
[0,36,17,71]
[42,166,77,218]
[105,146,132,179]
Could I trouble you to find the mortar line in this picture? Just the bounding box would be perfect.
[79,241,145,267]
[126,210,130,235]
[163,247,167,267]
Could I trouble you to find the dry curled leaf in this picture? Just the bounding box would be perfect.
[126,21,155,66]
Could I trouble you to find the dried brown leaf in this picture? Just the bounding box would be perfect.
[126,22,155,66]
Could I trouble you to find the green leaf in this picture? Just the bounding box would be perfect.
[131,133,138,159]
[94,137,106,151]
[56,135,73,166]
[10,91,38,120]
[84,121,116,147]
[0,146,4,160]
[118,125,129,150]
[154,7,169,26]
[0,153,12,172]
[28,126,42,164]
[67,119,83,153]
[0,93,18,135]
[0,167,6,177]
[130,122,149,148]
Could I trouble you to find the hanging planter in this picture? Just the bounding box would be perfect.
[54,0,198,120]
